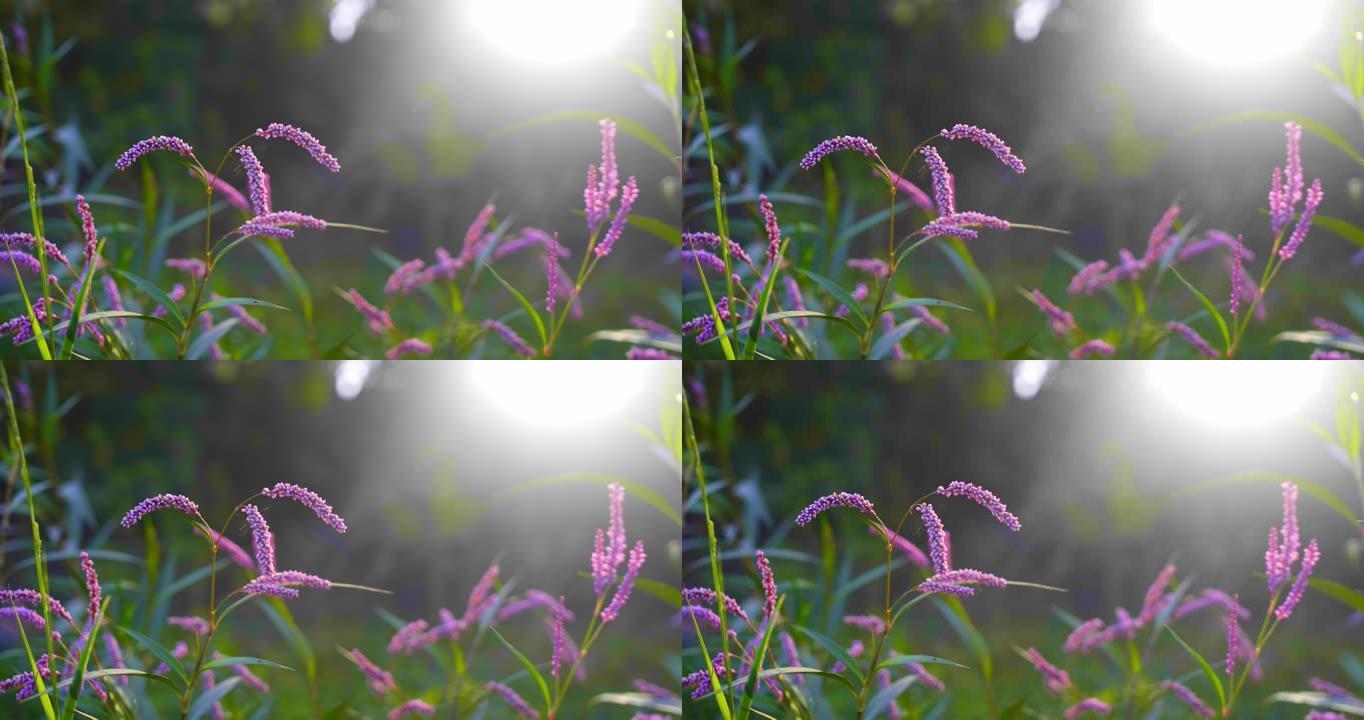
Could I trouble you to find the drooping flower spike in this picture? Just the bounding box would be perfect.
[115,135,196,171]
[1069,339,1115,360]
[1022,647,1071,695]
[799,135,880,170]
[485,681,538,719]
[388,699,436,719]
[936,481,1021,531]
[939,124,1026,174]
[386,338,433,360]
[1064,698,1112,718]
[121,493,202,527]
[794,492,876,527]
[260,482,348,533]
[482,319,535,357]
[1166,321,1219,359]
[1161,679,1215,717]
[254,123,341,172]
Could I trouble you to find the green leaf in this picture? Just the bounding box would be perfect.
[790,624,865,684]
[188,676,241,720]
[1169,627,1226,711]
[879,297,974,314]
[200,656,293,673]
[869,319,920,360]
[1312,215,1364,250]
[186,318,239,360]
[795,267,868,327]
[117,626,187,687]
[58,603,101,720]
[626,213,681,247]
[484,264,546,353]
[633,577,682,607]
[113,269,184,332]
[938,239,997,332]
[196,297,289,314]
[736,596,781,717]
[1169,266,1229,355]
[755,666,859,695]
[489,627,551,714]
[864,674,918,720]
[31,311,179,344]
[872,655,970,673]
[1307,577,1364,613]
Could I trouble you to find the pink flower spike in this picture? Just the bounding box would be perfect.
[1275,538,1320,620]
[234,146,272,215]
[115,135,195,171]
[756,550,777,618]
[916,503,952,574]
[1064,698,1112,718]
[759,194,782,263]
[1069,339,1115,359]
[1161,680,1215,718]
[388,699,435,719]
[799,135,879,170]
[386,338,433,360]
[795,492,876,526]
[242,504,277,575]
[260,482,347,533]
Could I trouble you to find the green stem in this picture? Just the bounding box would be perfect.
[0,33,51,359]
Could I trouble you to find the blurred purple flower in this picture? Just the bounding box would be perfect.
[1023,647,1071,695]
[1069,340,1114,359]
[1064,698,1111,718]
[388,699,435,719]
[486,681,538,718]
[1166,322,1219,359]
[168,616,210,636]
[482,319,535,357]
[1162,679,1214,717]
[1031,289,1076,337]
[385,338,433,360]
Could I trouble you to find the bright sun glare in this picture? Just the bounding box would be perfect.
[469,361,648,428]
[1150,0,1329,68]
[1145,362,1329,428]
[467,0,637,64]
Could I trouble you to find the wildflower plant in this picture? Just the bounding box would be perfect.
[0,21,678,360]
[338,483,667,719]
[682,9,1364,359]
[681,389,1062,719]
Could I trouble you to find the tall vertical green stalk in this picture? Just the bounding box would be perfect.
[0,363,57,719]
[0,34,52,359]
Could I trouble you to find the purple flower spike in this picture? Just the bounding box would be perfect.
[260,482,347,533]
[940,124,1026,174]
[928,568,1007,588]
[1161,680,1214,718]
[385,338,433,360]
[115,135,195,171]
[243,571,331,599]
[165,257,207,279]
[544,232,560,313]
[1023,647,1071,695]
[168,616,210,636]
[0,250,45,277]
[682,231,753,266]
[916,503,952,574]
[255,123,341,172]
[1069,339,1115,359]
[936,481,1021,531]
[190,168,249,211]
[594,176,638,259]
[1030,289,1076,338]
[1063,619,1106,653]
[242,504,277,575]
[0,589,75,628]
[348,648,396,695]
[677,605,722,629]
[682,587,749,622]
[1225,596,1239,676]
[388,699,435,720]
[799,135,879,170]
[486,681,538,719]
[1166,322,1219,359]
[482,319,535,357]
[462,562,501,625]
[756,550,777,618]
[1280,178,1324,260]
[121,494,201,527]
[795,492,876,527]
[1064,698,1111,718]
[346,288,395,337]
[843,614,887,634]
[601,540,646,623]
[1275,538,1320,620]
[760,194,782,263]
[234,146,272,216]
[79,552,100,627]
[385,258,426,295]
[0,232,68,268]
[550,595,567,680]
[75,195,98,266]
[920,146,956,215]
[1229,235,1247,317]
[1143,205,1180,264]
[387,619,431,655]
